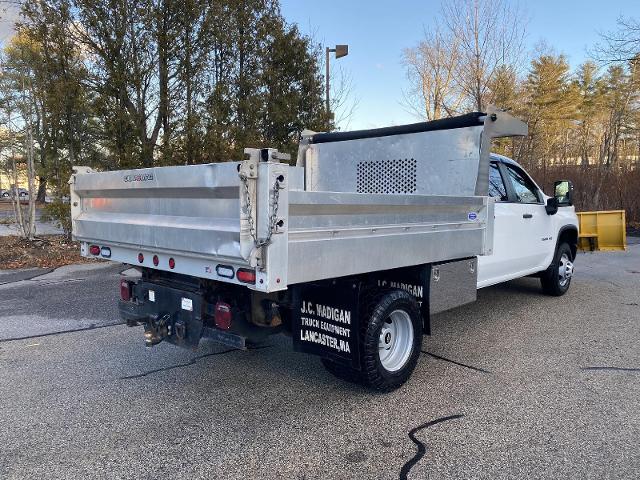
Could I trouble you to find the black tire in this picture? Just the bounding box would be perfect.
[540,242,574,296]
[321,289,423,392]
[321,357,366,385]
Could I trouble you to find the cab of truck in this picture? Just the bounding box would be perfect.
[477,154,578,295]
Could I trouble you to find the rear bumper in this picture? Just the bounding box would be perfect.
[119,280,246,350]
[118,299,147,323]
[119,279,204,348]
[81,242,255,289]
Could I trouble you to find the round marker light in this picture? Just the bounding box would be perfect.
[89,245,100,255]
[169,258,175,269]
[153,255,159,266]
[138,253,144,263]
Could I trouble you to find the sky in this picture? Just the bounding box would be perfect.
[280,0,640,130]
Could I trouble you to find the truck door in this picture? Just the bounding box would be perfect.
[477,161,552,287]
[477,162,515,286]
[501,163,552,272]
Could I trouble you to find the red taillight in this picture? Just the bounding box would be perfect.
[214,301,232,330]
[168,258,175,269]
[236,268,256,284]
[138,253,144,263]
[153,255,159,266]
[89,245,100,255]
[120,280,131,301]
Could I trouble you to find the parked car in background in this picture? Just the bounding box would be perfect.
[2,188,30,200]
[44,194,70,204]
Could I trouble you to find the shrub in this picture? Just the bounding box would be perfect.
[41,200,72,238]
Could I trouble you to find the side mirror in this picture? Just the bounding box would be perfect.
[545,197,558,215]
[553,180,574,206]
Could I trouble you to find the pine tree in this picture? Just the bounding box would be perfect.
[520,54,580,178]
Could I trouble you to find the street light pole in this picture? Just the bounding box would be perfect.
[325,44,349,121]
[326,47,331,117]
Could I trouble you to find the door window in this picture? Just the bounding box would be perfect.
[505,165,541,203]
[488,163,508,201]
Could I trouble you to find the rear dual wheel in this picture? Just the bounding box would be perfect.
[321,289,423,392]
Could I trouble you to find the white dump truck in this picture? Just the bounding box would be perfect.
[70,109,578,391]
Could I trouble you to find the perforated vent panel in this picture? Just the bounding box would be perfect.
[356,158,417,194]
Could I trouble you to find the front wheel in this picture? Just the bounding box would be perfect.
[321,289,423,392]
[540,242,574,296]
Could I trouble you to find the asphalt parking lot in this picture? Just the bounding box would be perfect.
[1,243,639,479]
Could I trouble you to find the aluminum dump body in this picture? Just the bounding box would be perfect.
[71,110,527,292]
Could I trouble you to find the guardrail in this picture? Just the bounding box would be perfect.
[577,210,626,251]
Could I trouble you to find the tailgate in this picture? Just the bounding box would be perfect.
[71,162,247,265]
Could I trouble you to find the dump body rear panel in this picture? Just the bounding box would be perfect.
[73,163,244,262]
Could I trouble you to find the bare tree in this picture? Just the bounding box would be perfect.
[2,100,37,240]
[402,0,525,120]
[402,25,463,120]
[328,63,359,130]
[20,73,37,239]
[443,0,526,111]
[594,16,640,63]
[0,46,38,240]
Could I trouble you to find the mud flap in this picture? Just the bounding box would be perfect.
[291,280,361,370]
[368,264,431,335]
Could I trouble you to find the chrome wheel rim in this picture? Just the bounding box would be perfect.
[558,253,573,287]
[378,309,414,372]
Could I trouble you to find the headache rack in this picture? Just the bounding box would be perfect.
[70,109,527,292]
